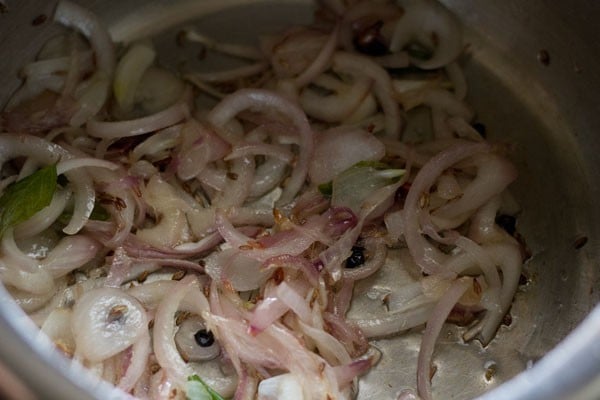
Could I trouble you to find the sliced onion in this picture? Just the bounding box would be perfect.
[250,158,288,198]
[390,0,462,69]
[295,23,340,87]
[431,153,518,229]
[350,304,433,339]
[262,254,320,287]
[445,62,467,100]
[309,127,385,185]
[462,241,522,345]
[257,373,304,400]
[215,211,321,263]
[135,67,186,115]
[131,124,182,163]
[40,307,75,356]
[384,209,405,242]
[205,248,268,291]
[207,89,314,206]
[21,51,94,79]
[186,61,268,83]
[113,41,156,112]
[234,368,259,400]
[1,229,39,272]
[0,133,70,167]
[88,169,136,247]
[62,169,96,235]
[117,330,151,392]
[184,28,263,60]
[56,157,119,175]
[454,236,501,289]
[248,295,289,335]
[276,281,312,323]
[214,155,255,207]
[417,277,471,400]
[0,260,55,296]
[403,141,489,274]
[467,195,506,244]
[300,74,375,123]
[153,275,210,388]
[333,346,381,387]
[205,315,344,399]
[9,283,62,314]
[268,27,329,79]
[41,235,101,278]
[298,319,351,366]
[332,52,401,138]
[87,88,191,139]
[225,143,293,164]
[135,174,192,248]
[72,287,148,362]
[54,0,115,76]
[324,313,369,358]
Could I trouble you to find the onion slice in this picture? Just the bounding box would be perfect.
[417,277,472,400]
[153,275,210,388]
[87,88,191,139]
[72,287,148,363]
[207,89,314,206]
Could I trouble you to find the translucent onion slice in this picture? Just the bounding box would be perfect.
[309,127,385,185]
[390,0,462,70]
[153,275,210,388]
[417,277,472,400]
[71,287,148,362]
[207,89,314,206]
[403,141,489,275]
[117,330,151,392]
[41,235,101,278]
[113,41,156,112]
[87,87,191,139]
[40,308,75,356]
[54,0,115,76]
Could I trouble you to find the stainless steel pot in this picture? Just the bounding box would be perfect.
[0,1,598,399]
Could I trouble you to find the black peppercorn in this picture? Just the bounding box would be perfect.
[194,329,215,347]
[346,246,366,268]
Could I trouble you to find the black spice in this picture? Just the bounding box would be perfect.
[345,246,365,268]
[194,329,215,347]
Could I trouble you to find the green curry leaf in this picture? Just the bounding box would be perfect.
[186,375,226,400]
[0,164,57,237]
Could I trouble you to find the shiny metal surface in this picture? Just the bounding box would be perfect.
[0,1,599,399]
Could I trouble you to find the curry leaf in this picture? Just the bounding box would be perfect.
[0,164,57,237]
[331,161,405,213]
[186,375,226,400]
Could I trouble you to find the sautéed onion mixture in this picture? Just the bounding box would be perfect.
[0,0,526,399]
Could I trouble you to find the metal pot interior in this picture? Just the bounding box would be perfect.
[0,1,598,399]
